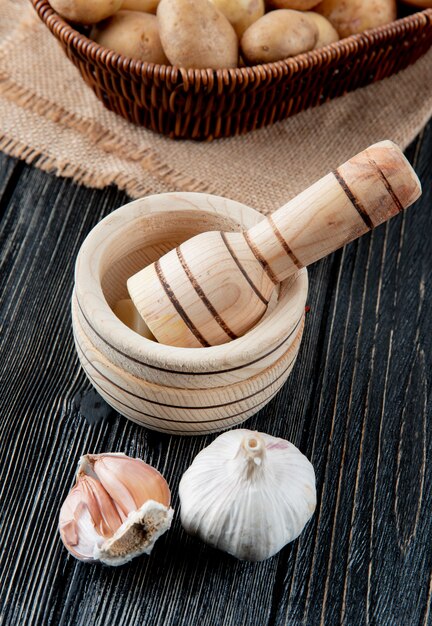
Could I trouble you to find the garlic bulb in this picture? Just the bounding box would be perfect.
[59,453,173,566]
[179,430,316,561]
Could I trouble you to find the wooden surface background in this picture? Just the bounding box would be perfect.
[0,122,431,626]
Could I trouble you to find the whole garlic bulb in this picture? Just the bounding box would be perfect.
[179,430,316,561]
[59,453,173,566]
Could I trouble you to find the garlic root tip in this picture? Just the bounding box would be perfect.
[241,432,266,461]
[96,501,173,566]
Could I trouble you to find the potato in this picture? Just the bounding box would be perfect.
[50,0,122,24]
[209,0,265,37]
[315,0,397,38]
[304,11,339,48]
[121,0,160,11]
[91,11,169,64]
[241,10,318,64]
[157,0,238,69]
[265,0,321,9]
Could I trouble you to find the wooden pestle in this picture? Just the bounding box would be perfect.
[127,141,421,348]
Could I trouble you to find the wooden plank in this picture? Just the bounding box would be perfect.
[0,122,431,626]
[272,125,432,626]
[0,154,23,223]
[0,166,282,626]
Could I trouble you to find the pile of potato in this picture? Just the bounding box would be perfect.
[50,0,432,69]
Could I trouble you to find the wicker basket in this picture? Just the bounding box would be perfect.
[32,0,432,140]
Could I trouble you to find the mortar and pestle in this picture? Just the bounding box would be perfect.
[73,141,421,435]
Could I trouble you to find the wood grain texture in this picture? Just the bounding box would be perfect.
[74,196,308,389]
[72,295,304,433]
[72,192,307,432]
[0,125,431,625]
[249,141,421,282]
[127,141,420,347]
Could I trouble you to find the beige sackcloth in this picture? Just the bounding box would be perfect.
[0,0,431,214]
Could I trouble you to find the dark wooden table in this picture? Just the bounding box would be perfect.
[1,122,431,626]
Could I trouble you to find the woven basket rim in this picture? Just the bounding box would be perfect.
[31,0,432,84]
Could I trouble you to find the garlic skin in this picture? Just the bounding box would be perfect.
[59,453,173,566]
[179,430,316,561]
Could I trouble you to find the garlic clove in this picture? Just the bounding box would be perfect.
[89,453,171,516]
[59,474,123,561]
[179,430,316,562]
[59,453,173,566]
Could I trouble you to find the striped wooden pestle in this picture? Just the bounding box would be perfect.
[127,141,421,348]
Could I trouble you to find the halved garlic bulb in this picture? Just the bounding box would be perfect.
[179,430,316,561]
[59,453,173,566]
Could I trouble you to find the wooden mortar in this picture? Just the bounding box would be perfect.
[73,194,307,433]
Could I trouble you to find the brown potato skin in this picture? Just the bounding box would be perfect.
[304,11,339,48]
[121,0,160,12]
[91,11,169,64]
[50,0,123,24]
[157,0,238,69]
[241,10,318,64]
[209,0,265,37]
[266,0,320,9]
[315,0,397,38]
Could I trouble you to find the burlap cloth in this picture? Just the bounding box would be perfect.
[0,0,431,213]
